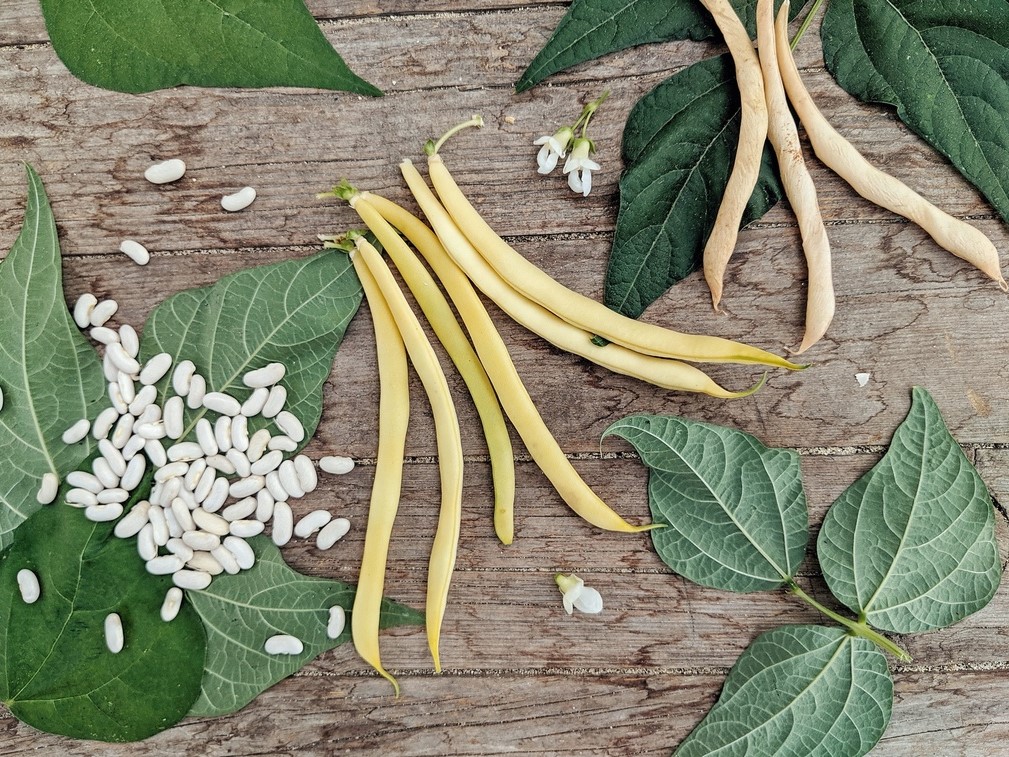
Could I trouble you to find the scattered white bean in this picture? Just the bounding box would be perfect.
[203,477,232,514]
[92,457,120,489]
[229,475,264,499]
[187,551,224,575]
[67,488,99,507]
[168,442,203,462]
[214,416,233,454]
[140,353,173,386]
[92,407,119,440]
[161,587,184,622]
[99,439,127,476]
[119,325,140,357]
[171,498,197,532]
[155,461,189,483]
[173,360,196,396]
[224,536,256,570]
[316,518,351,550]
[114,501,151,539]
[212,545,241,575]
[241,387,269,417]
[89,326,119,345]
[111,413,135,449]
[279,460,305,498]
[166,538,195,562]
[85,503,124,522]
[262,385,287,418]
[294,510,332,539]
[250,449,282,476]
[108,382,128,414]
[89,299,118,328]
[172,570,212,591]
[107,342,141,376]
[326,605,346,640]
[67,470,103,493]
[117,373,136,406]
[319,455,355,475]
[120,239,150,266]
[182,531,221,552]
[36,472,59,505]
[102,353,118,383]
[161,396,183,440]
[246,429,271,463]
[244,363,285,389]
[186,375,207,409]
[145,159,186,185]
[265,471,289,502]
[226,449,251,478]
[121,454,147,491]
[17,569,40,604]
[73,293,98,329]
[205,454,236,475]
[184,458,207,492]
[230,519,265,538]
[294,455,318,493]
[271,501,293,546]
[255,489,275,522]
[148,505,170,545]
[231,414,249,452]
[221,186,257,212]
[192,418,216,457]
[268,435,298,453]
[97,488,130,504]
[275,411,305,443]
[128,384,157,416]
[203,392,242,417]
[222,497,257,522]
[145,438,168,468]
[193,508,230,536]
[146,555,185,575]
[194,467,217,503]
[264,634,303,655]
[137,523,158,561]
[105,613,124,653]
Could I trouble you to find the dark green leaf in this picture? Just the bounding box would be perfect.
[516,0,805,92]
[817,387,1000,634]
[605,414,807,593]
[187,538,422,716]
[0,499,206,742]
[821,0,1009,224]
[674,625,892,757]
[139,250,363,452]
[0,166,105,549]
[605,55,783,319]
[38,0,381,95]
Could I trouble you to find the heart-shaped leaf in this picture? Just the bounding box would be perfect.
[0,497,207,742]
[674,625,892,757]
[139,250,363,452]
[606,54,783,319]
[817,387,1000,634]
[187,538,422,717]
[605,414,807,592]
[821,0,1009,225]
[38,0,381,95]
[0,166,105,549]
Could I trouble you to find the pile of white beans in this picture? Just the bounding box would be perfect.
[16,292,358,656]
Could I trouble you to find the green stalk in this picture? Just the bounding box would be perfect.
[788,582,911,661]
[790,0,826,50]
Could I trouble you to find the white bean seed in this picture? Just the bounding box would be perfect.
[203,392,242,416]
[103,352,118,383]
[137,523,158,561]
[246,429,271,463]
[36,472,59,505]
[294,510,332,539]
[172,570,212,591]
[230,519,265,538]
[265,471,289,502]
[231,414,249,452]
[195,418,218,457]
[244,363,286,389]
[114,501,151,539]
[264,634,303,655]
[92,407,119,440]
[171,498,197,532]
[108,382,128,414]
[224,536,256,570]
[162,396,184,440]
[183,458,206,492]
[149,506,170,545]
[90,299,118,328]
[186,375,207,409]
[139,353,173,386]
[271,501,293,546]
[155,461,189,483]
[206,479,233,515]
[117,373,136,405]
[120,239,150,266]
[250,449,283,476]
[221,186,257,212]
[67,471,103,493]
[67,488,99,506]
[187,551,223,575]
[85,503,124,522]
[316,518,351,550]
[205,454,236,475]
[222,497,257,522]
[262,385,287,418]
[214,416,233,454]
[194,467,217,503]
[255,489,276,521]
[168,442,203,462]
[73,293,98,329]
[17,569,41,604]
[120,454,147,491]
[163,507,182,540]
[279,460,305,499]
[147,555,185,575]
[111,413,135,449]
[294,455,318,493]
[89,326,119,345]
[61,419,91,445]
[99,439,127,476]
[241,387,269,417]
[226,449,252,478]
[230,475,265,499]
[275,411,305,443]
[119,325,140,357]
[145,158,186,184]
[145,438,168,468]
[268,435,298,453]
[166,538,195,562]
[212,545,241,575]
[182,531,221,552]
[92,457,120,489]
[319,455,355,475]
[129,384,157,416]
[97,488,129,504]
[107,342,141,376]
[326,605,346,640]
[161,587,184,622]
[173,360,196,396]
[193,508,230,536]
[105,613,124,653]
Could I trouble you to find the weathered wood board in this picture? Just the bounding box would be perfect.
[1,2,1007,755]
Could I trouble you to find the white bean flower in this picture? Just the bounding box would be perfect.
[563,138,601,197]
[533,126,574,175]
[555,572,603,615]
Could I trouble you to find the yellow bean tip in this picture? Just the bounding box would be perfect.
[997,276,1008,293]
[729,371,767,399]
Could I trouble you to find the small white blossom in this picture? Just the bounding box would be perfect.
[533,126,574,175]
[563,138,601,197]
[555,573,603,615]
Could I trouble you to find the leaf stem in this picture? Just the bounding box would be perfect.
[788,582,911,661]
[790,0,826,50]
[426,115,484,155]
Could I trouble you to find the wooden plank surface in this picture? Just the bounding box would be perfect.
[2,3,1008,756]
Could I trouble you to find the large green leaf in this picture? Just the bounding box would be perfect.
[187,539,422,716]
[674,625,892,757]
[605,414,807,593]
[516,0,805,92]
[0,166,105,549]
[139,250,363,451]
[817,387,1000,634]
[821,0,1009,224]
[0,497,207,742]
[606,55,783,319]
[38,0,381,95]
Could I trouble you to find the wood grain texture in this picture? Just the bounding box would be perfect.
[1,1,1007,755]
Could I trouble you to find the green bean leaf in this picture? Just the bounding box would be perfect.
[605,414,807,592]
[0,166,105,549]
[606,54,783,319]
[38,0,380,95]
[138,250,362,453]
[817,387,1000,634]
[187,538,422,717]
[516,0,805,91]
[0,497,207,742]
[821,0,1009,225]
[673,625,892,757]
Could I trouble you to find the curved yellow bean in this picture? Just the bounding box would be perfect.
[425,154,803,371]
[348,249,410,696]
[354,236,464,674]
[390,166,655,534]
[353,196,516,546]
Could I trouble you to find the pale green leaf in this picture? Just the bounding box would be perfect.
[817,387,1000,634]
[38,0,381,95]
[0,488,207,742]
[0,166,105,549]
[187,538,422,717]
[605,414,807,592]
[139,250,363,452]
[674,625,892,757]
[821,0,1009,225]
